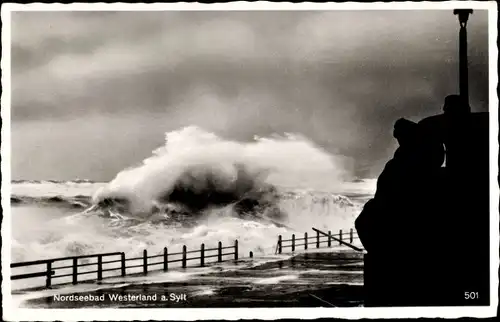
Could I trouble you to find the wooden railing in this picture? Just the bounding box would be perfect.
[11,240,244,289]
[275,228,361,254]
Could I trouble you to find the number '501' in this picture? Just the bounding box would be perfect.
[465,292,479,299]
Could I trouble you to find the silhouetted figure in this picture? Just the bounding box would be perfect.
[357,116,448,306]
[358,94,490,307]
[376,119,419,199]
[356,119,419,254]
[443,94,469,114]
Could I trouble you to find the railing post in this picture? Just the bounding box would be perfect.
[304,232,308,250]
[234,240,238,260]
[316,230,320,248]
[350,228,354,243]
[200,243,205,267]
[218,241,222,262]
[182,245,187,268]
[249,251,253,258]
[163,247,168,272]
[97,255,103,281]
[292,234,295,252]
[278,235,282,254]
[72,258,78,285]
[46,261,52,288]
[143,250,148,275]
[121,253,126,277]
[328,230,332,247]
[339,229,343,245]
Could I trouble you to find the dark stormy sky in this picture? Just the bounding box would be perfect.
[10,10,489,181]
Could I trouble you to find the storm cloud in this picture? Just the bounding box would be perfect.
[10,10,489,180]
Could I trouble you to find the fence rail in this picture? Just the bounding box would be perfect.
[11,240,243,289]
[275,228,361,254]
[11,226,360,290]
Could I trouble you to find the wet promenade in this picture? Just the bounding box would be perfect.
[23,250,365,308]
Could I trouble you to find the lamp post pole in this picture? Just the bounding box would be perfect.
[453,9,473,112]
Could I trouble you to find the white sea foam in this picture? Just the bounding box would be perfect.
[92,126,353,215]
[254,274,299,284]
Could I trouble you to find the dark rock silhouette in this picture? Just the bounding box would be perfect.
[356,95,490,306]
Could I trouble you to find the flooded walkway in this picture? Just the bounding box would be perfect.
[23,251,364,308]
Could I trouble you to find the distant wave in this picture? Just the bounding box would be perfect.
[12,179,100,184]
[280,191,355,208]
[10,195,92,209]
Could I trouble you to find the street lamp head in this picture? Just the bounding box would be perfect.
[454,9,473,27]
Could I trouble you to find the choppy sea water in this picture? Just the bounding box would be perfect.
[11,180,374,261]
[10,179,372,307]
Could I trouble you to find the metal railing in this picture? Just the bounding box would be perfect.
[275,228,362,254]
[11,240,243,289]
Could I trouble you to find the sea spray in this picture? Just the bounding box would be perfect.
[92,126,351,217]
[11,185,369,271]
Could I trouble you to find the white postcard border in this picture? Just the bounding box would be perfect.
[1,1,498,320]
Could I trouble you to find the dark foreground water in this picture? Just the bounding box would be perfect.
[22,251,364,308]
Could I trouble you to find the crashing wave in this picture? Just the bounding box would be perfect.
[91,126,351,218]
[11,126,364,228]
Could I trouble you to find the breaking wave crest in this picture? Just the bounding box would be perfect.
[90,126,352,222]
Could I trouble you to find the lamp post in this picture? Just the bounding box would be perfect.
[453,9,473,112]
